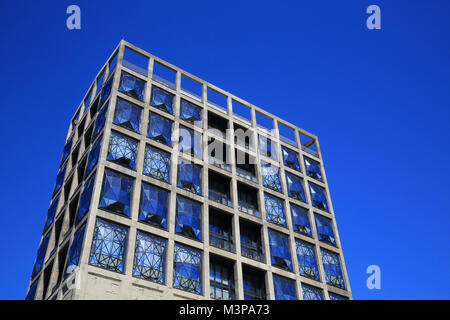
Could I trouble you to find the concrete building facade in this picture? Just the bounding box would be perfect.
[25,40,352,300]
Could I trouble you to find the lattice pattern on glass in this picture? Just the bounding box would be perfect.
[295,239,320,281]
[143,145,171,183]
[281,146,301,172]
[314,214,336,246]
[290,204,312,237]
[98,169,134,217]
[65,224,86,276]
[77,174,96,223]
[89,218,128,273]
[309,182,329,212]
[139,182,169,229]
[285,172,307,202]
[264,193,286,227]
[133,231,166,284]
[173,243,202,294]
[321,248,345,289]
[175,195,202,241]
[301,283,324,300]
[304,156,323,182]
[261,161,282,193]
[107,131,138,170]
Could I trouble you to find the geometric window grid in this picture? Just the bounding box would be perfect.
[148,112,173,147]
[314,214,336,247]
[107,131,138,170]
[309,182,329,212]
[139,182,169,229]
[31,232,51,278]
[329,293,348,300]
[301,283,324,300]
[258,135,278,161]
[264,193,287,227]
[65,223,87,276]
[113,98,142,133]
[261,162,282,193]
[290,204,312,237]
[52,162,67,196]
[175,195,202,241]
[285,172,307,202]
[173,243,202,294]
[133,231,166,284]
[86,136,103,176]
[321,248,345,290]
[150,86,174,115]
[180,99,202,127]
[76,174,96,223]
[179,125,202,159]
[273,274,297,300]
[295,239,320,281]
[143,145,171,183]
[93,105,108,138]
[177,159,202,195]
[268,229,293,272]
[304,156,323,182]
[118,71,145,101]
[281,146,301,171]
[89,218,128,273]
[98,169,134,217]
[44,195,59,231]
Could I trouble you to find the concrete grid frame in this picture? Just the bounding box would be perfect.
[25,40,352,300]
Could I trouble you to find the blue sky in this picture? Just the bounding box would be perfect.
[0,0,449,300]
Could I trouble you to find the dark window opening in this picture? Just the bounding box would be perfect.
[89,95,100,119]
[242,265,266,300]
[77,118,86,140]
[54,217,63,246]
[209,171,231,207]
[42,261,54,299]
[235,151,257,182]
[63,176,73,203]
[237,183,259,217]
[208,138,230,171]
[77,156,87,187]
[240,220,264,262]
[209,209,234,252]
[208,111,228,138]
[71,144,80,169]
[84,124,94,150]
[210,255,235,300]
[68,193,80,230]
[53,243,69,293]
[234,124,254,150]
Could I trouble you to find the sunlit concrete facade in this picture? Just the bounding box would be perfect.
[25,40,352,300]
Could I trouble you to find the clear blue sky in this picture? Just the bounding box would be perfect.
[0,0,449,300]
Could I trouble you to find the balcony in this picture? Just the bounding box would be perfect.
[208,111,228,139]
[237,183,259,218]
[209,171,232,207]
[235,151,257,183]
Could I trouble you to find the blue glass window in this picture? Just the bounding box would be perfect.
[173,243,202,294]
[93,105,108,138]
[61,136,73,163]
[139,182,169,229]
[290,204,312,237]
[86,136,102,176]
[309,183,329,212]
[148,112,173,146]
[133,231,166,284]
[329,293,348,300]
[180,99,202,127]
[314,214,336,246]
[281,146,301,171]
[321,249,345,289]
[32,232,51,277]
[113,98,142,133]
[268,229,292,271]
[25,281,38,300]
[304,156,323,182]
[295,239,320,281]
[264,193,286,227]
[285,172,306,202]
[99,169,134,217]
[258,135,278,161]
[301,283,324,300]
[179,125,202,159]
[100,74,114,105]
[44,195,59,231]
[261,162,282,192]
[119,71,145,101]
[65,223,86,276]
[175,195,202,241]
[52,162,67,196]
[150,86,174,114]
[273,275,297,300]
[143,145,171,183]
[177,159,202,195]
[76,175,96,223]
[89,218,128,273]
[107,131,138,170]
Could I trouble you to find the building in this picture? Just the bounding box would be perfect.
[25,40,352,300]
